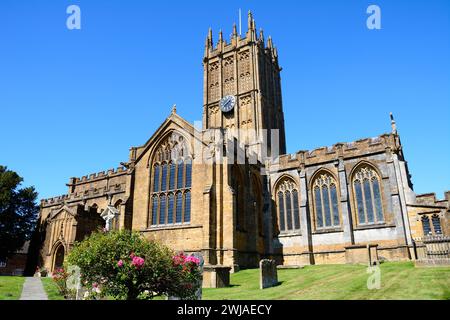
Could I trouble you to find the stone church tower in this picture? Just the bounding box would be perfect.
[203,11,286,158]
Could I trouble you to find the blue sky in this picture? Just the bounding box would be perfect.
[0,0,449,200]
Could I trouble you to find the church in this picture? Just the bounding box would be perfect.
[35,13,449,283]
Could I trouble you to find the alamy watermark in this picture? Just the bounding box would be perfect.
[367,5,381,30]
[66,5,81,30]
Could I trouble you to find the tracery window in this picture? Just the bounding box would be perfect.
[276,178,300,233]
[150,133,192,226]
[312,172,340,229]
[352,165,384,225]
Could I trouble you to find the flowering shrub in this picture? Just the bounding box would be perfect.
[170,252,202,299]
[52,267,69,296]
[67,230,202,300]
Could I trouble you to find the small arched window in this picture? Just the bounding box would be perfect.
[422,215,431,236]
[275,178,300,233]
[352,165,384,225]
[312,173,340,229]
[432,214,442,235]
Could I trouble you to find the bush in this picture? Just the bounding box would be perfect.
[67,230,201,300]
[51,268,68,295]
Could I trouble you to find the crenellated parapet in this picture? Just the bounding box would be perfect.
[415,192,450,209]
[40,194,69,207]
[272,133,400,170]
[41,165,129,208]
[41,183,127,208]
[69,165,128,185]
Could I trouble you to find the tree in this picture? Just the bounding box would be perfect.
[0,165,39,259]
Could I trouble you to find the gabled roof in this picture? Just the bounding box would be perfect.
[48,204,78,220]
[132,110,203,164]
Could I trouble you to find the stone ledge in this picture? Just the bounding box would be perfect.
[142,224,203,232]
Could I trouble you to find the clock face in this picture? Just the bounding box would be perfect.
[219,95,236,113]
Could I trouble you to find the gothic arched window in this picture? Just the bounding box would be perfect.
[352,165,384,225]
[150,132,192,227]
[312,172,340,229]
[275,178,301,233]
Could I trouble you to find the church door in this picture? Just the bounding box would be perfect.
[53,245,65,271]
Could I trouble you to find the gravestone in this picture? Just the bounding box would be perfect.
[259,259,278,289]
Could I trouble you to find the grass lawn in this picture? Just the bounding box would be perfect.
[202,262,450,300]
[41,278,65,300]
[0,276,25,300]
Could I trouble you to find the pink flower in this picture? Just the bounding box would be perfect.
[185,256,200,265]
[172,252,187,265]
[117,259,124,267]
[92,282,98,288]
[131,256,145,269]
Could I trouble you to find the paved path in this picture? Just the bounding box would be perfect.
[20,277,48,300]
